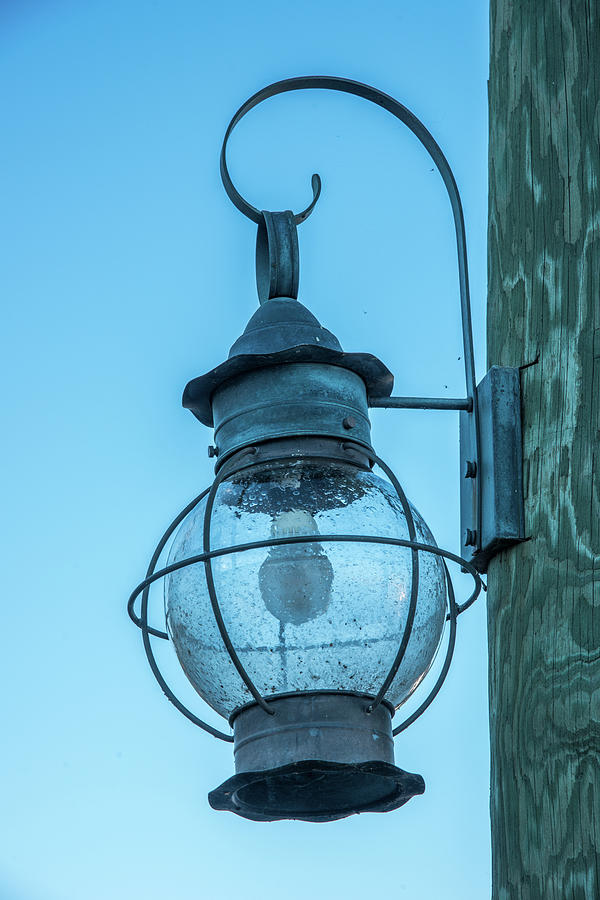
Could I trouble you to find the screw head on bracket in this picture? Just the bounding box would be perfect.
[342,416,357,430]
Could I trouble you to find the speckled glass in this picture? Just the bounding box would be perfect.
[165,459,447,718]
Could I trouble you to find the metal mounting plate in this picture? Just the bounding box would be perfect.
[460,366,525,573]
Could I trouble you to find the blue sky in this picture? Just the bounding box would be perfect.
[1,1,490,897]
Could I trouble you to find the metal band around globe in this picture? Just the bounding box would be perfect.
[137,486,234,742]
[127,488,209,638]
[367,452,419,712]
[129,531,481,736]
[393,561,458,736]
[130,534,482,620]
[202,449,276,716]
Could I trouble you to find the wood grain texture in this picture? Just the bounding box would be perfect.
[488,1,600,897]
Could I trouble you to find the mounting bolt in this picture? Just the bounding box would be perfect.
[208,445,219,458]
[465,528,478,547]
[465,460,477,478]
[342,416,357,430]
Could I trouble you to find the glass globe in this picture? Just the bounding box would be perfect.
[165,458,447,718]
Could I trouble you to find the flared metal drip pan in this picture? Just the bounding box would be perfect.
[209,759,425,823]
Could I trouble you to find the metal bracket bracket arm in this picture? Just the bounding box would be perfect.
[219,75,478,407]
[219,75,482,552]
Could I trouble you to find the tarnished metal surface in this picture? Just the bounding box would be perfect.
[209,691,424,823]
[211,362,372,462]
[182,298,393,427]
[255,211,300,302]
[231,692,395,773]
[208,758,425,822]
[217,437,373,478]
[369,395,472,411]
[460,366,525,572]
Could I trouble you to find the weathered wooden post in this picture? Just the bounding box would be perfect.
[487,1,600,896]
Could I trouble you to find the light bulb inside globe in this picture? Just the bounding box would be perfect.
[258,509,334,625]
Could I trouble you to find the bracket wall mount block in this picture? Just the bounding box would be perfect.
[460,366,526,573]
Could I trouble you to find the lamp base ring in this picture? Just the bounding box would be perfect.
[208,759,425,822]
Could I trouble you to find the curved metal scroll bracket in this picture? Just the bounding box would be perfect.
[220,76,477,405]
[220,83,321,226]
[220,76,484,567]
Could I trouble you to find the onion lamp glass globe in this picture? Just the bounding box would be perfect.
[164,458,447,718]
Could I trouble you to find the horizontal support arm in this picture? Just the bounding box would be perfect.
[369,396,473,411]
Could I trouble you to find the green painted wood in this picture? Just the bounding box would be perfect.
[488,1,600,897]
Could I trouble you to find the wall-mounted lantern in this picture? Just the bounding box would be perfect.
[128,77,524,822]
